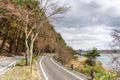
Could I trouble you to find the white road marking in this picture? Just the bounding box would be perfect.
[40,57,49,80]
[0,61,16,75]
[0,56,24,75]
[50,57,84,80]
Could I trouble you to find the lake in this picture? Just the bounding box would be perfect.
[78,53,120,69]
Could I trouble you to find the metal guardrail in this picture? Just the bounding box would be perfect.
[0,56,25,75]
[0,61,17,75]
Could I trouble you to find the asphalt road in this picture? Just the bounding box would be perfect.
[0,56,24,75]
[40,56,90,80]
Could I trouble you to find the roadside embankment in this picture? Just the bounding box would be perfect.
[0,56,42,80]
[70,57,120,80]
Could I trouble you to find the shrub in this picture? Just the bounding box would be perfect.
[84,48,100,66]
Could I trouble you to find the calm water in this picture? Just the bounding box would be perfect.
[78,53,120,69]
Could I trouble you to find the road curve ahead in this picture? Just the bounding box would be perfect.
[40,56,89,80]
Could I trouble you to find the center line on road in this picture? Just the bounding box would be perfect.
[50,57,84,80]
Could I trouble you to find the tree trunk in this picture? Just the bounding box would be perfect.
[26,49,30,66]
[0,32,8,54]
[8,39,14,53]
[9,30,18,54]
[25,40,34,66]
[25,33,30,66]
[29,40,34,65]
[15,30,22,53]
[0,32,2,37]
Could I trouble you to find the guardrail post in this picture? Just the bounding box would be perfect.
[71,64,73,70]
[90,70,95,80]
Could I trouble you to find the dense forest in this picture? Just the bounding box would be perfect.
[0,0,75,65]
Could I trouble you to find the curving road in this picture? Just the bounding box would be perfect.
[0,56,24,75]
[40,56,90,80]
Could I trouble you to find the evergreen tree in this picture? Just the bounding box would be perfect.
[84,48,100,66]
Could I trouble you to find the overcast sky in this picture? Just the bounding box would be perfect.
[53,0,120,50]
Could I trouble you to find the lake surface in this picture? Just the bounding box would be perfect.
[78,53,120,69]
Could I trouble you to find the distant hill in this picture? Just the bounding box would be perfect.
[76,49,120,54]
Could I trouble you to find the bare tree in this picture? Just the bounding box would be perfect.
[24,0,69,66]
[0,0,69,66]
[111,29,120,77]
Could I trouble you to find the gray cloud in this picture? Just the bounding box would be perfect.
[54,0,120,28]
[53,0,120,50]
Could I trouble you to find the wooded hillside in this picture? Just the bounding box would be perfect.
[0,0,75,65]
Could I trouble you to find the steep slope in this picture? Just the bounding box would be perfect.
[0,0,74,63]
[36,22,75,63]
[36,22,66,53]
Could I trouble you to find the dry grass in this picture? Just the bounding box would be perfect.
[0,58,42,80]
[70,57,88,69]
[0,56,6,58]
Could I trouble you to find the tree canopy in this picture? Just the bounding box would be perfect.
[84,48,100,66]
[84,48,100,59]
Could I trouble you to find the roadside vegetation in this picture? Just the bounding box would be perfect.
[70,48,120,80]
[2,0,120,80]
[0,0,75,79]
[0,0,74,65]
[0,56,42,80]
